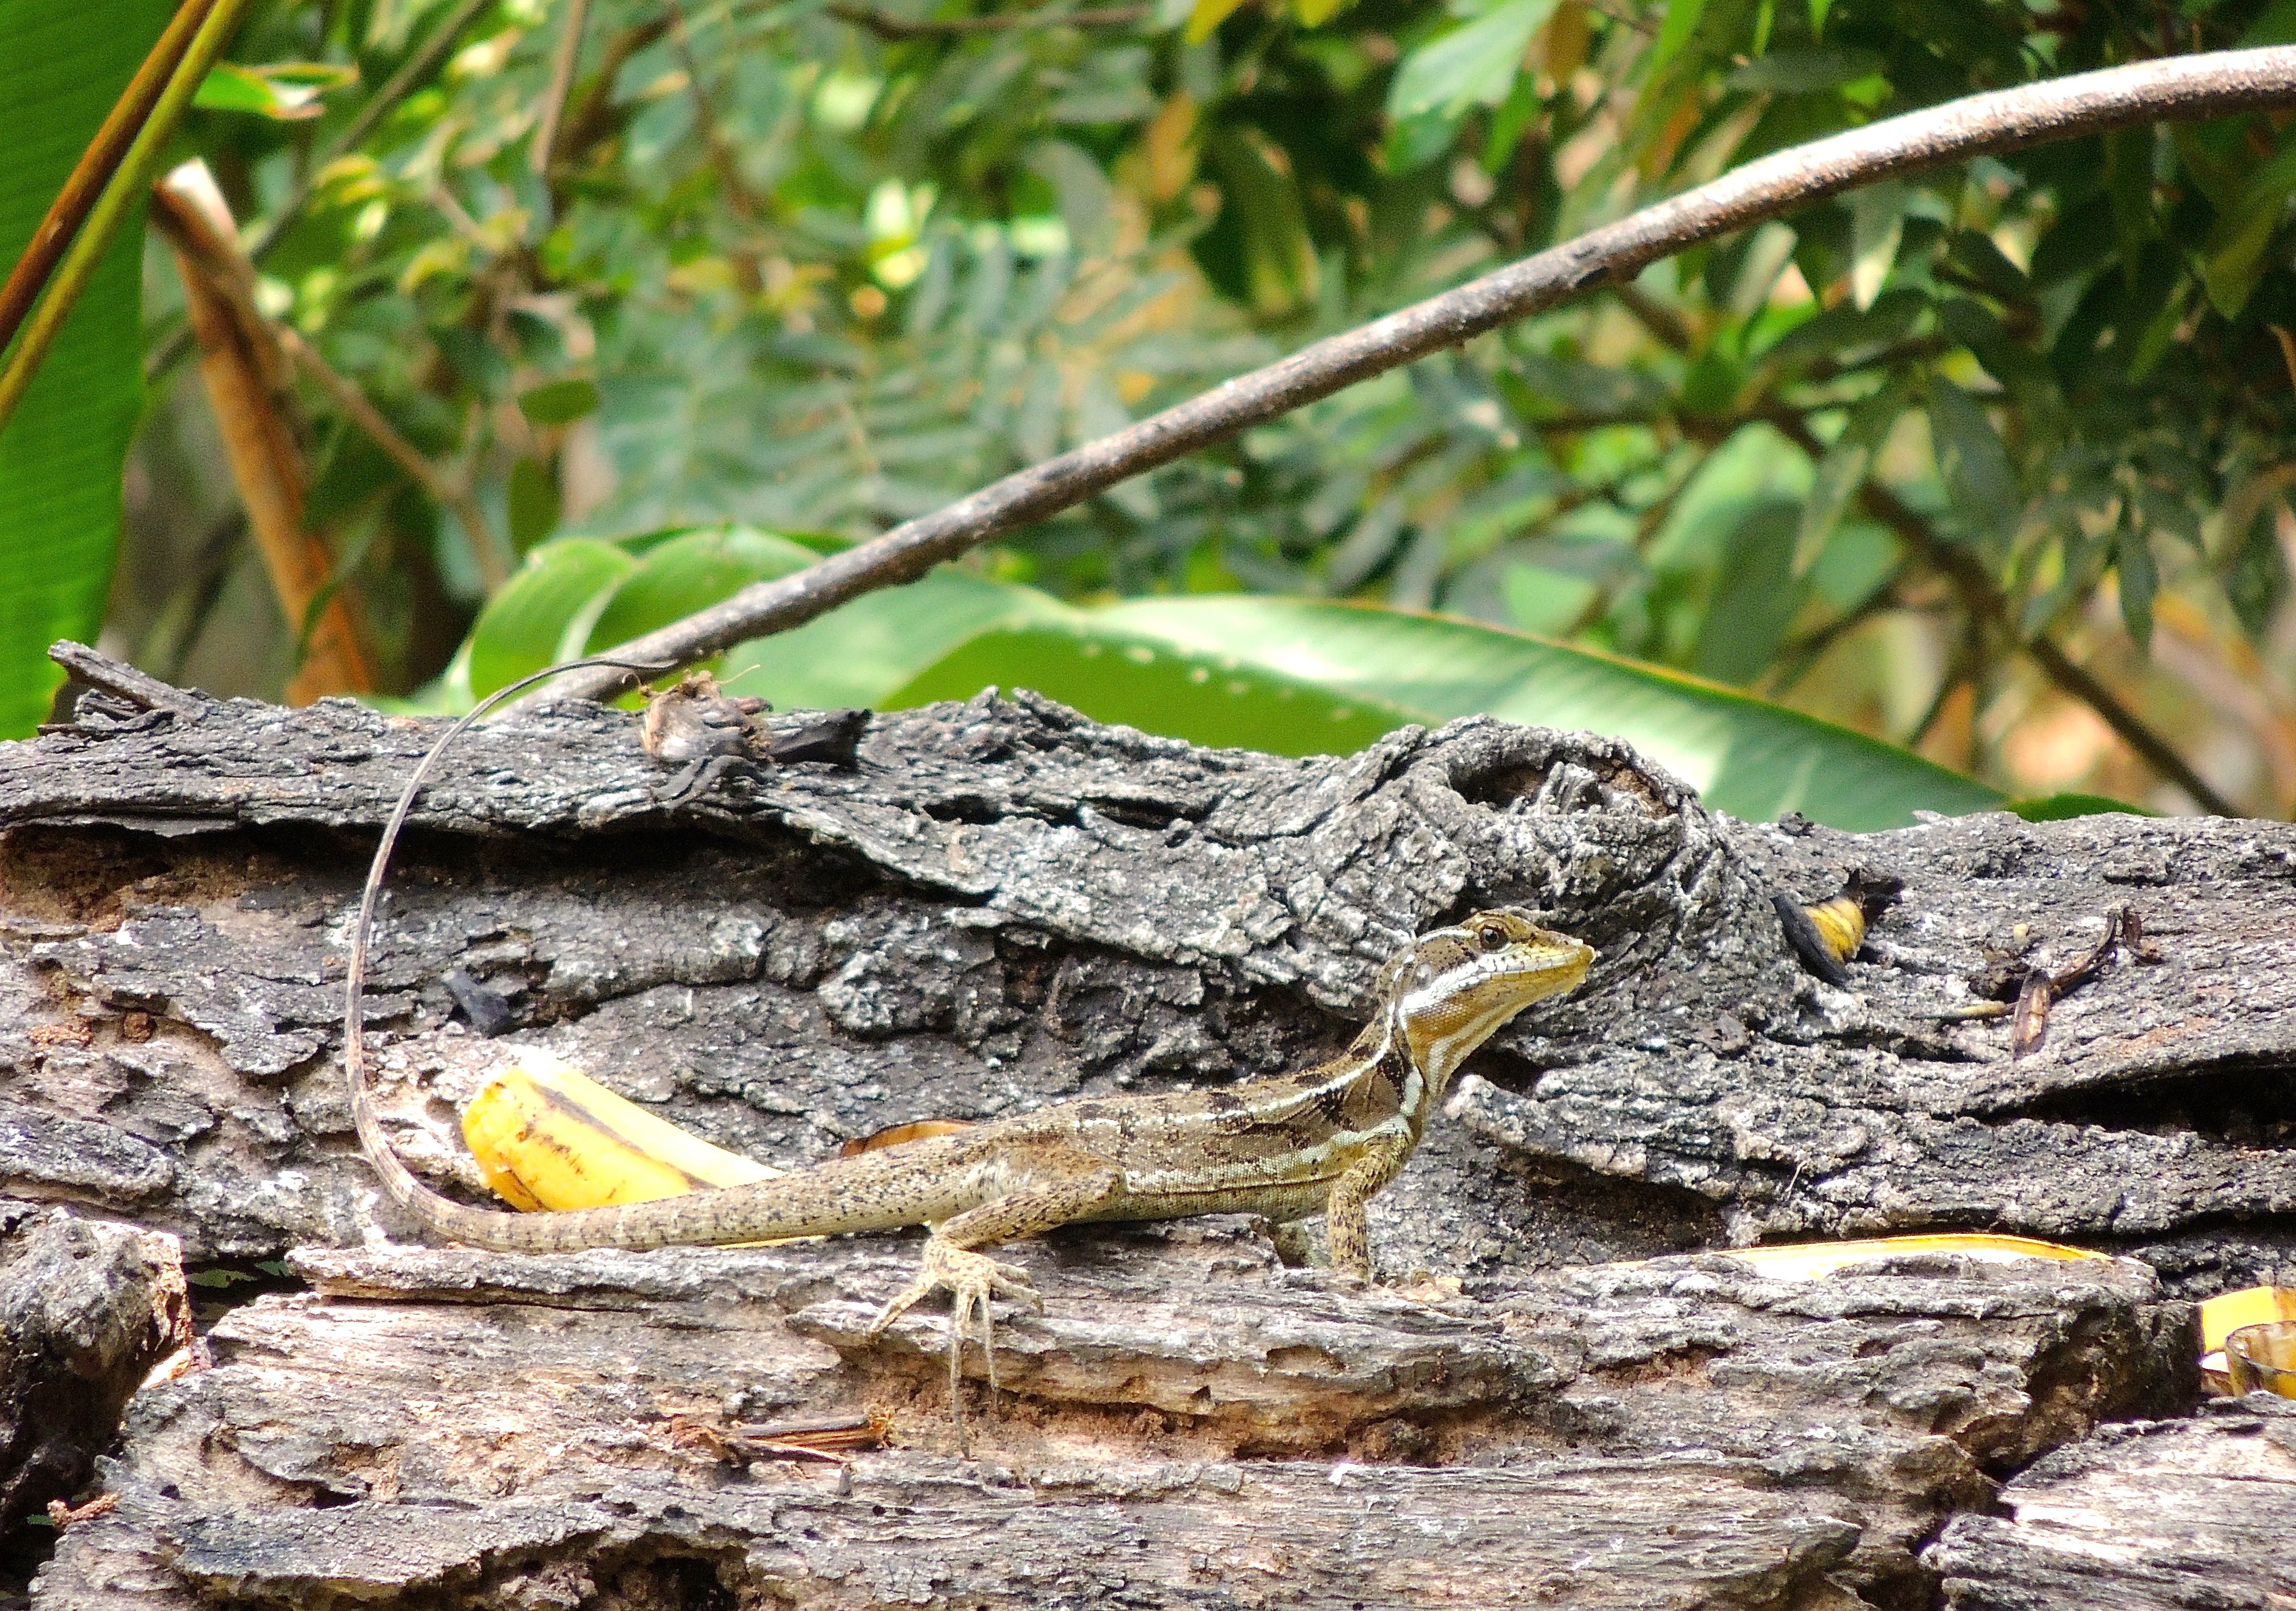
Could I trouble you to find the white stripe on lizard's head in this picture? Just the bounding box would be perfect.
[1380,909,1594,1104]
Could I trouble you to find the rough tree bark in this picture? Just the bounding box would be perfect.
[1,651,2290,1608]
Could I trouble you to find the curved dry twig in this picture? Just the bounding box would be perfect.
[527,46,2296,709]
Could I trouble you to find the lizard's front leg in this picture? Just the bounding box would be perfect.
[1324,1132,1415,1282]
[864,1144,1121,1430]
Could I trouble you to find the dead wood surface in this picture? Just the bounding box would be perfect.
[29,1236,2189,1607]
[2,652,2292,1607]
[0,1207,189,1537]
[1928,1395,2296,1609]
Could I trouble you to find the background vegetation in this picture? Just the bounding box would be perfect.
[8,0,2296,826]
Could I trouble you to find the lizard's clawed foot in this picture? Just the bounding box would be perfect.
[865,1236,1041,1432]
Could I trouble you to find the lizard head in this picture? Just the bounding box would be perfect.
[1376,909,1594,1097]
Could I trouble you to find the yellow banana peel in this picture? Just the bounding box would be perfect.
[1700,1233,2108,1281]
[461,1051,777,1212]
[2200,1285,2296,1355]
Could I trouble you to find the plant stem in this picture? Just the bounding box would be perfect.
[0,0,209,362]
[276,326,510,592]
[0,0,253,439]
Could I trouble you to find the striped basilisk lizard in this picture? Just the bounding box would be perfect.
[343,664,1596,1415]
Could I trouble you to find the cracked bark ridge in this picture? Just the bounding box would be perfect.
[29,1233,2189,1608]
[3,657,2292,1295]
[0,1207,191,1536]
[1927,1394,2296,1608]
[0,664,1793,1269]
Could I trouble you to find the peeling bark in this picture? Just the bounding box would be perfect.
[3,654,2291,1606]
[0,1207,190,1536]
[1928,1396,2296,1608]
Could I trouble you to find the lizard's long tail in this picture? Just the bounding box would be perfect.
[345,1030,955,1251]
[341,658,970,1255]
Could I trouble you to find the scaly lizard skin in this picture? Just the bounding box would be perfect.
[347,906,1592,1412]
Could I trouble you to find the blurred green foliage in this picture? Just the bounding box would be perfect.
[92,0,2296,816]
[0,0,168,734]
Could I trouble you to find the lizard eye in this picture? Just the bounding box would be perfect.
[1478,924,1507,952]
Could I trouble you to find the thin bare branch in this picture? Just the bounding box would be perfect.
[530,47,2296,711]
[275,326,510,592]
[531,0,591,177]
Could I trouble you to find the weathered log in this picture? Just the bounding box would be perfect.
[3,647,2290,1606]
[0,1207,190,1536]
[28,1233,2188,1607]
[1928,1394,2296,1609]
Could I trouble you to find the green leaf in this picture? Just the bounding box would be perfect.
[723,568,1064,708]
[1927,378,2017,535]
[2197,131,2296,319]
[891,592,2003,829]
[1691,501,1799,684]
[583,528,818,657]
[2115,519,2156,651]
[0,0,169,736]
[507,458,560,551]
[1386,0,1558,121]
[2226,501,2291,641]
[1726,46,1882,93]
[2004,792,2152,822]
[1793,379,1905,574]
[1848,180,1904,310]
[517,379,601,427]
[1941,230,2029,303]
[1202,127,1320,316]
[193,61,356,121]
[2239,0,2296,47]
[1650,0,1710,76]
[1184,0,1252,43]
[892,620,1413,755]
[2103,125,2156,272]
[1025,139,1116,256]
[466,539,637,698]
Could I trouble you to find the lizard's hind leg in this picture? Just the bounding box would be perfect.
[863,1148,1121,1433]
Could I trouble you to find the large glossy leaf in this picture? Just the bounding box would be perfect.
[581,528,817,657]
[892,619,1417,755]
[720,569,1062,710]
[0,0,170,736]
[466,539,637,698]
[892,593,2004,829]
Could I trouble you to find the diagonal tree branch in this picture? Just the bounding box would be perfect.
[528,47,2296,711]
